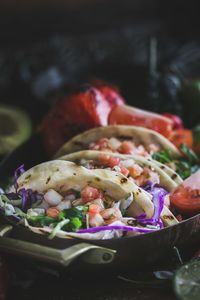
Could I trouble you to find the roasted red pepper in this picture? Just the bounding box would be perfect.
[40,86,122,156]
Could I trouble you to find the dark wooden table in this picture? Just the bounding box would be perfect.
[6,271,177,300]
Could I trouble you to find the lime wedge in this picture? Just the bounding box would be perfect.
[174,259,200,300]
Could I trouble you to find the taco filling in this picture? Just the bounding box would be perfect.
[0,160,178,240]
[89,137,160,156]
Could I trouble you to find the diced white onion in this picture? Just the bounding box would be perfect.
[89,213,104,227]
[120,159,135,168]
[108,138,121,149]
[27,208,45,217]
[64,194,76,201]
[44,189,63,206]
[56,200,71,211]
[90,198,105,210]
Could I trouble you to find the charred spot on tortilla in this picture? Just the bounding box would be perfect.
[56,168,60,172]
[120,177,128,184]
[127,219,139,226]
[25,174,31,180]
[171,174,178,180]
[163,215,175,220]
[160,166,166,170]
[95,177,101,182]
[73,141,84,146]
[118,135,133,140]
[138,188,142,193]
[87,181,92,185]
[46,176,51,184]
[73,173,77,176]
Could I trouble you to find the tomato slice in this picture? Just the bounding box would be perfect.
[170,170,200,215]
[109,105,173,138]
[169,129,193,149]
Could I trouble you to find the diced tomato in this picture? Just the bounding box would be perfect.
[118,141,135,154]
[170,170,200,215]
[120,166,130,177]
[162,113,183,130]
[89,204,102,215]
[101,207,122,224]
[128,164,143,178]
[81,186,103,203]
[98,154,120,168]
[89,138,110,151]
[109,105,173,138]
[39,87,111,156]
[170,129,193,149]
[46,207,60,218]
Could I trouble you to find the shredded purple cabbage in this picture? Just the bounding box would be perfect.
[18,188,43,211]
[78,225,158,234]
[13,164,25,192]
[135,186,168,229]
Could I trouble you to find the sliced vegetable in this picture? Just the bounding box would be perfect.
[153,145,200,180]
[135,186,168,228]
[28,215,57,227]
[40,87,112,156]
[78,225,157,234]
[170,170,200,215]
[13,164,25,192]
[109,105,173,138]
[49,218,70,239]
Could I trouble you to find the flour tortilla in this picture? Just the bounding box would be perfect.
[59,150,182,192]
[55,125,180,158]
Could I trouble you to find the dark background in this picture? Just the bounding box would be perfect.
[0,1,200,299]
[0,0,200,128]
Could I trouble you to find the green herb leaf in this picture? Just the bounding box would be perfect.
[179,144,200,163]
[152,150,173,164]
[28,215,56,227]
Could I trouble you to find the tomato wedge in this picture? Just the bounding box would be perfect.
[170,170,200,215]
[109,105,173,138]
[169,129,193,149]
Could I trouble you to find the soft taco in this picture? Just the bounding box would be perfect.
[0,160,177,240]
[55,125,180,158]
[55,125,200,180]
[59,150,183,190]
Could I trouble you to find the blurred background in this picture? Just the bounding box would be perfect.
[0,0,200,152]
